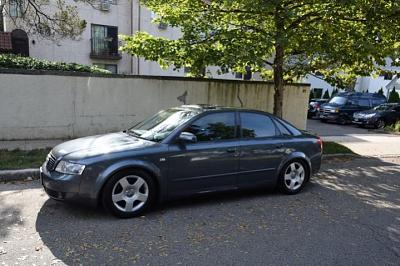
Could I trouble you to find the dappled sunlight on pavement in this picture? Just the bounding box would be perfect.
[0,157,399,265]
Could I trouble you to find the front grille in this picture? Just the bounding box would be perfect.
[321,108,331,115]
[46,153,57,171]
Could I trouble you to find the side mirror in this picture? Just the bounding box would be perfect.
[178,132,197,143]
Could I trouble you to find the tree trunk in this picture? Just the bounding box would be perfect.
[273,8,285,118]
[273,43,285,118]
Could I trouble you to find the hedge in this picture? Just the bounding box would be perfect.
[0,54,110,74]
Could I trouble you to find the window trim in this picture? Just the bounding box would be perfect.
[238,111,280,140]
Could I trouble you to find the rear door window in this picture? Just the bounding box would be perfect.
[240,112,277,138]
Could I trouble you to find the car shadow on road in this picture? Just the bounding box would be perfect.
[35,157,400,265]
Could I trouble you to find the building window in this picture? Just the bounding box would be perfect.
[234,72,243,79]
[10,0,24,18]
[94,64,118,74]
[90,24,121,60]
[383,72,393,80]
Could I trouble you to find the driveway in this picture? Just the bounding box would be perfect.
[1,157,399,265]
[307,119,400,156]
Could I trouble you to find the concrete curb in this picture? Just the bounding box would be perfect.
[0,168,40,183]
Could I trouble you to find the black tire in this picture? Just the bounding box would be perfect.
[375,119,385,129]
[277,159,310,195]
[338,117,347,125]
[101,169,156,218]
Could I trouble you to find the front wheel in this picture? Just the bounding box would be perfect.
[375,119,385,129]
[102,170,156,218]
[278,160,309,195]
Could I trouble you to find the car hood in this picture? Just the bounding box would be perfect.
[321,103,341,108]
[52,132,156,159]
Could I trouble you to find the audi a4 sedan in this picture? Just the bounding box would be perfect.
[40,105,322,218]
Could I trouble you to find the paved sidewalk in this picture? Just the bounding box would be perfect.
[322,134,400,157]
[307,119,400,157]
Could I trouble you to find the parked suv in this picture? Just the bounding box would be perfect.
[319,92,387,124]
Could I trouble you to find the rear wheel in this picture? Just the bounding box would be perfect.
[278,160,309,195]
[102,170,156,218]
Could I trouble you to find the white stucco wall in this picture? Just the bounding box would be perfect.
[0,72,309,140]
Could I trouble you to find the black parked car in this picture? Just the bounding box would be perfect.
[308,99,329,119]
[41,105,322,218]
[353,103,400,128]
[319,92,387,124]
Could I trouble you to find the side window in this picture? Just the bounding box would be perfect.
[275,117,302,136]
[240,112,277,138]
[372,99,386,106]
[185,112,236,142]
[358,98,370,107]
[274,120,292,136]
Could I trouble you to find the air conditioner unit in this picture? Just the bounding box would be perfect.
[100,1,111,11]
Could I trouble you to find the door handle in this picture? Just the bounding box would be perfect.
[226,148,236,153]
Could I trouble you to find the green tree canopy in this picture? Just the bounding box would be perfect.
[121,0,400,117]
[388,87,400,103]
[377,88,384,95]
[0,0,97,40]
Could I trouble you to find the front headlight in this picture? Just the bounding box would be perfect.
[364,113,376,118]
[55,161,86,175]
[330,108,339,113]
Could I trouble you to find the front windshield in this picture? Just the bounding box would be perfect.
[329,96,347,105]
[374,104,391,111]
[128,109,199,142]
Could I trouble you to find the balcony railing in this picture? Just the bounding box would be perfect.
[90,37,121,60]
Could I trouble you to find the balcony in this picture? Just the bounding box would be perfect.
[90,37,121,60]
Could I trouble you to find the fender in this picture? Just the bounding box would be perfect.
[275,151,312,180]
[92,159,167,203]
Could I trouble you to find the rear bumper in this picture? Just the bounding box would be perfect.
[40,165,97,207]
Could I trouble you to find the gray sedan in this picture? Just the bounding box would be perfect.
[40,105,322,218]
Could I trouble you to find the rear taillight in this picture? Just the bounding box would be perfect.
[317,137,323,151]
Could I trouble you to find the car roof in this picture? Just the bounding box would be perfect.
[336,92,386,98]
[174,104,270,114]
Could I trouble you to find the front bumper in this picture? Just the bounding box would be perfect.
[40,164,97,206]
[319,113,340,121]
[352,117,376,126]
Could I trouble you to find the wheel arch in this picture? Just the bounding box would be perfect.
[276,152,312,181]
[94,160,167,205]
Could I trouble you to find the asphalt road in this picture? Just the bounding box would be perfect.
[1,157,400,265]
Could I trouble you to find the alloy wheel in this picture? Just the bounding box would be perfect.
[111,175,149,213]
[283,162,305,191]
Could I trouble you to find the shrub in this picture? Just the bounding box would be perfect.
[388,87,400,103]
[322,90,330,99]
[0,54,110,74]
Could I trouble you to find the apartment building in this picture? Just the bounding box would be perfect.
[1,0,250,80]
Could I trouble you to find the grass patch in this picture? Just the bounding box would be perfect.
[384,121,400,134]
[0,149,50,170]
[323,141,355,155]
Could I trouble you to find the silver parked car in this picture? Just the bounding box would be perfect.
[40,105,323,218]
